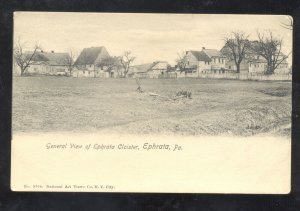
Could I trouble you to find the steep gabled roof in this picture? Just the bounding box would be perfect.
[151,61,169,69]
[189,51,212,62]
[74,46,108,65]
[203,49,226,58]
[130,63,157,73]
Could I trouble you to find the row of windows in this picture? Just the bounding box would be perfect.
[250,63,264,68]
[213,58,225,64]
[187,57,225,65]
[250,63,288,69]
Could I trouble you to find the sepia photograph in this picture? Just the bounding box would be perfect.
[11,12,293,193]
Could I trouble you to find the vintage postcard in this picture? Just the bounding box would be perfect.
[11,12,292,193]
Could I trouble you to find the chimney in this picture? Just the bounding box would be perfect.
[202,47,205,50]
[51,50,54,53]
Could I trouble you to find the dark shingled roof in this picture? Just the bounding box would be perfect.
[189,51,212,62]
[26,51,70,66]
[74,46,107,65]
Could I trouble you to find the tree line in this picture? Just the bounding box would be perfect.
[176,30,291,75]
[13,39,136,77]
[14,29,291,77]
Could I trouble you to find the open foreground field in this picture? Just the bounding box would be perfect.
[13,77,291,136]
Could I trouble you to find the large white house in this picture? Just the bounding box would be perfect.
[183,47,227,76]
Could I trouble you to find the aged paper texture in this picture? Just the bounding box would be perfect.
[12,12,292,193]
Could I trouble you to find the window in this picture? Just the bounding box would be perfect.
[229,66,231,69]
[218,58,220,63]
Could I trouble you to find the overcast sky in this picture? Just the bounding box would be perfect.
[14,12,293,65]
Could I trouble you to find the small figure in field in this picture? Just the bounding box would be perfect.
[135,77,143,93]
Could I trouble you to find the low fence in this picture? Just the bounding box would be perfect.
[135,72,291,80]
[199,72,291,81]
[135,72,177,79]
[182,72,292,81]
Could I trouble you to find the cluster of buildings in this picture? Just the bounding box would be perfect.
[15,44,290,78]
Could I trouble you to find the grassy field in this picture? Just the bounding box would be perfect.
[13,77,291,136]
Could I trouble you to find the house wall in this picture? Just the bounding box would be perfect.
[186,52,199,68]
[27,64,49,74]
[186,52,226,72]
[211,57,226,70]
[151,69,164,75]
[274,63,289,74]
[248,62,266,73]
[151,62,168,75]
[82,64,95,71]
[186,52,213,73]
[72,69,111,78]
[72,70,93,77]
[198,61,211,73]
[226,60,249,73]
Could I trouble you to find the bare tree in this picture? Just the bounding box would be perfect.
[65,49,77,76]
[251,30,290,75]
[223,31,250,73]
[13,38,41,76]
[120,51,135,77]
[281,16,293,30]
[175,52,189,75]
